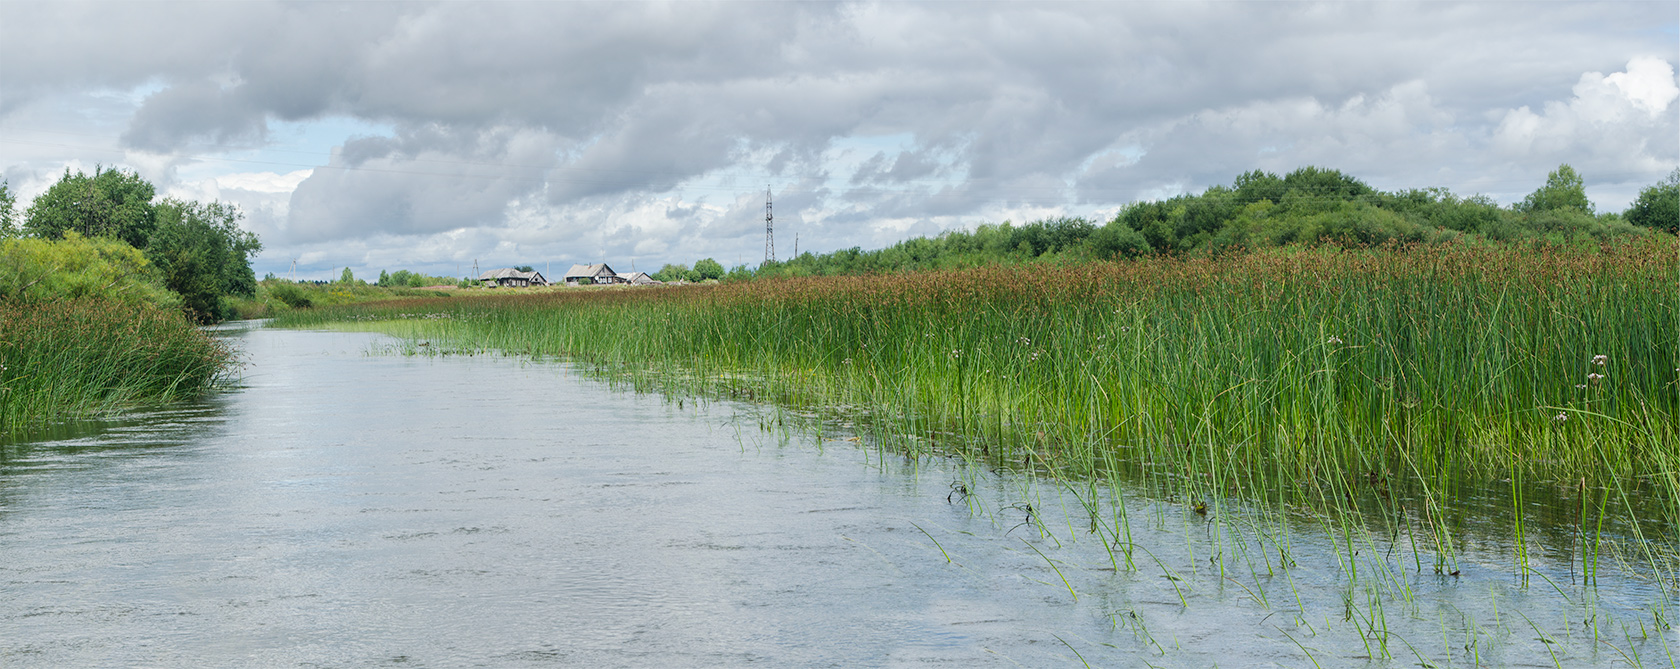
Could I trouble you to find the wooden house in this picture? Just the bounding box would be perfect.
[477,268,548,287]
[563,263,619,285]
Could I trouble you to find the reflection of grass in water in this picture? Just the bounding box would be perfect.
[275,239,1678,666]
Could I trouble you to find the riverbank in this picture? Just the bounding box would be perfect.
[275,239,1680,606]
[276,239,1678,484]
[0,300,233,436]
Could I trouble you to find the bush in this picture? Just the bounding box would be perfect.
[266,282,314,309]
[1627,169,1679,234]
[0,233,180,309]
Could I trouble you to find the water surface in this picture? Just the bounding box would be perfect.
[1,327,1672,667]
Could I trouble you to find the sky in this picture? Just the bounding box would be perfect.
[2,1,1676,281]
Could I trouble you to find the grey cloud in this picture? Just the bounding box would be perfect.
[3,1,1675,275]
[121,81,267,151]
[284,125,562,243]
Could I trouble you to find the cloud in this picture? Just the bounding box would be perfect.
[2,1,1675,278]
[1493,57,1680,174]
[284,124,563,243]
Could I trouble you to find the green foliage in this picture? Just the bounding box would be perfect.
[693,258,725,281]
[24,166,158,249]
[377,269,457,288]
[0,180,17,239]
[15,167,263,322]
[0,232,180,309]
[266,281,314,309]
[146,199,262,323]
[1627,168,1680,234]
[652,263,689,282]
[1516,164,1592,214]
[514,265,535,272]
[339,267,355,284]
[724,264,755,282]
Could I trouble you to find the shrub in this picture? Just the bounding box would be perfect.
[0,232,180,309]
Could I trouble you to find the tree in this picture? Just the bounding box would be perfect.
[0,180,16,238]
[652,263,688,282]
[1626,169,1679,234]
[514,265,535,272]
[147,199,263,322]
[23,166,158,248]
[693,258,725,281]
[1516,164,1592,214]
[340,267,355,284]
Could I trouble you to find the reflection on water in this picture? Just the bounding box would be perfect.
[0,328,1673,667]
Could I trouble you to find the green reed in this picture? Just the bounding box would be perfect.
[0,299,233,436]
[278,239,1680,617]
[279,239,1676,487]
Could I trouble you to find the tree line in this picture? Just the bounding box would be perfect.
[744,165,1678,279]
[1,167,262,323]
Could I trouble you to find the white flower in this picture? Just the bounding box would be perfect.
[1326,336,1344,345]
[1554,412,1569,422]
[1587,372,1605,383]
[1591,355,1608,366]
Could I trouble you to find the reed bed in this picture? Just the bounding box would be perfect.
[279,240,1677,488]
[0,300,233,436]
[279,238,1679,663]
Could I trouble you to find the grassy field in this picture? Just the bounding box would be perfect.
[1,300,233,436]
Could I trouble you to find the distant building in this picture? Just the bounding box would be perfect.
[563,263,619,285]
[618,271,658,285]
[477,268,548,287]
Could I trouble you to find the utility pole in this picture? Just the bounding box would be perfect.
[764,185,775,263]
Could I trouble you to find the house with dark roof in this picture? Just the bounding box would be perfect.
[477,268,548,287]
[563,263,618,285]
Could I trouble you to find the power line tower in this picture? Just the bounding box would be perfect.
[763,185,775,264]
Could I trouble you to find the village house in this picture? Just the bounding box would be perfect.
[617,271,658,285]
[477,268,548,287]
[563,263,619,285]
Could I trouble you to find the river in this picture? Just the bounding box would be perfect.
[1,326,1673,667]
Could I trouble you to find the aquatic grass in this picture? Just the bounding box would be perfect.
[276,238,1679,661]
[0,299,232,437]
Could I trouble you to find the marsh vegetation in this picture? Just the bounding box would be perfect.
[278,236,1679,665]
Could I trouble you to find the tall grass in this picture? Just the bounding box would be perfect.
[0,299,233,436]
[279,238,1679,661]
[278,239,1677,487]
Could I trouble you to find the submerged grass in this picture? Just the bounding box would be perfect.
[0,300,233,437]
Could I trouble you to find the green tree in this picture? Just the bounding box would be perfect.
[0,180,16,238]
[340,267,355,284]
[652,263,688,282]
[1626,168,1679,234]
[147,199,263,322]
[24,166,158,248]
[693,258,725,281]
[1516,164,1592,214]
